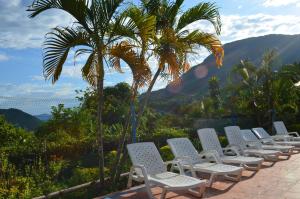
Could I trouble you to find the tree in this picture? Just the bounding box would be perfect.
[135,0,224,133]
[228,59,260,118]
[228,50,300,128]
[208,76,221,110]
[27,0,154,185]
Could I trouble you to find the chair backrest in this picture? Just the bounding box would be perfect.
[241,129,259,142]
[197,128,224,157]
[224,126,247,149]
[241,129,262,148]
[273,121,288,135]
[167,138,202,165]
[252,127,271,139]
[127,142,166,175]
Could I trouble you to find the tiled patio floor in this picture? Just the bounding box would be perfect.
[98,153,300,199]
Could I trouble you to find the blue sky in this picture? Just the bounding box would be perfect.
[1,0,300,114]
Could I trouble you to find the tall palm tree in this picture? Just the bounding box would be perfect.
[134,0,224,136]
[27,0,154,185]
[228,50,281,127]
[228,60,261,122]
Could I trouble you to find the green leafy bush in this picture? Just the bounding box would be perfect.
[219,136,228,147]
[160,145,174,161]
[67,167,99,186]
[153,128,187,147]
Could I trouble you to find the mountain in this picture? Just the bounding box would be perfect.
[0,108,42,130]
[148,34,300,111]
[35,114,52,121]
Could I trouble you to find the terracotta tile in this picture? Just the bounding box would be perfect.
[98,153,300,199]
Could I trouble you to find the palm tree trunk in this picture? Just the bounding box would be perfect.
[110,84,138,186]
[135,67,161,128]
[97,50,105,185]
[110,111,131,185]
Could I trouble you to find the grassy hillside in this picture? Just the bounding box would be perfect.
[0,108,42,130]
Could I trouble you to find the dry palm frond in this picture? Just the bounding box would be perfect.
[109,41,152,87]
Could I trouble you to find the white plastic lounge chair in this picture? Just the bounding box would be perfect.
[252,127,300,149]
[167,138,243,186]
[241,129,294,156]
[127,142,207,199]
[273,121,300,141]
[197,128,263,171]
[224,126,280,161]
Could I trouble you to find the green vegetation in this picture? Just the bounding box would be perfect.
[0,83,199,198]
[1,54,299,197]
[177,51,300,131]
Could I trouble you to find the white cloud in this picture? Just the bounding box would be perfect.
[220,14,300,43]
[0,53,9,61]
[263,0,300,7]
[0,0,73,49]
[31,75,45,81]
[62,65,82,78]
[187,14,300,44]
[0,83,83,114]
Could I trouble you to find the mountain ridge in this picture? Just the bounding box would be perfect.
[0,108,42,130]
[147,34,300,111]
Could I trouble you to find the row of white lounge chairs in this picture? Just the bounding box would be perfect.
[126,121,300,199]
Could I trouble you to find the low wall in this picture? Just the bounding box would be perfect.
[193,117,257,135]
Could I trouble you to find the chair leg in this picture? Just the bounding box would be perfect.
[160,188,167,199]
[236,170,242,181]
[224,171,242,182]
[127,168,134,189]
[188,184,206,198]
[145,183,155,199]
[207,174,216,187]
[127,171,133,188]
[242,161,262,171]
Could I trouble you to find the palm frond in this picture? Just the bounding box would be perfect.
[155,28,190,80]
[179,30,224,67]
[28,0,91,31]
[122,6,156,54]
[91,0,124,33]
[82,51,98,86]
[43,27,91,83]
[176,2,221,34]
[140,0,161,15]
[166,0,184,27]
[109,41,152,87]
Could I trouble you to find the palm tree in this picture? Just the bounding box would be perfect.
[228,50,282,127]
[228,60,261,123]
[134,0,224,135]
[27,0,154,185]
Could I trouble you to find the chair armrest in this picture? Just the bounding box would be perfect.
[223,145,241,156]
[164,160,175,166]
[261,138,275,145]
[173,156,194,174]
[199,150,222,163]
[164,160,184,174]
[289,132,300,137]
[174,156,193,165]
[131,164,149,181]
[272,135,290,141]
[246,141,261,149]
